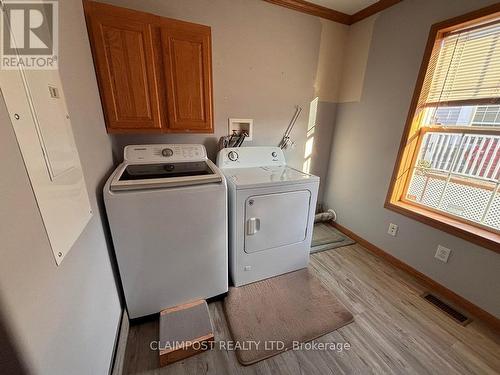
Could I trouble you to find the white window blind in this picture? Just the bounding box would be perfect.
[424,19,500,107]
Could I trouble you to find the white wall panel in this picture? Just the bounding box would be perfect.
[0,67,92,265]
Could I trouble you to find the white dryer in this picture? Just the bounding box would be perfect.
[217,147,319,286]
[104,144,228,318]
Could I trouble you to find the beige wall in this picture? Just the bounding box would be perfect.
[324,0,500,317]
[314,20,348,102]
[338,15,377,103]
[314,15,376,104]
[0,0,122,373]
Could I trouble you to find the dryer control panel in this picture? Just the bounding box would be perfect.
[124,144,207,163]
[217,147,286,168]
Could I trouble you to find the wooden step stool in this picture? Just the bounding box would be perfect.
[159,300,214,366]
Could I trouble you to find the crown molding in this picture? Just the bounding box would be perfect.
[350,0,402,24]
[262,0,351,24]
[262,0,403,25]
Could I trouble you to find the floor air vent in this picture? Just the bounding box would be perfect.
[422,293,471,325]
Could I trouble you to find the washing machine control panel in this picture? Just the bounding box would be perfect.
[124,144,207,163]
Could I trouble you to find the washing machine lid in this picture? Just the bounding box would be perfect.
[223,166,319,190]
[110,159,222,191]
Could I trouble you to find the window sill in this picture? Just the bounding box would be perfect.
[384,200,500,253]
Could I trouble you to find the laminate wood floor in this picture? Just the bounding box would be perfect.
[122,244,500,375]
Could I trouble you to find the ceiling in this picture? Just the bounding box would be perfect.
[307,0,378,15]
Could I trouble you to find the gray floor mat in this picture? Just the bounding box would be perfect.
[311,223,355,253]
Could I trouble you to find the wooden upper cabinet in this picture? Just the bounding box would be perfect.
[161,21,213,133]
[83,1,163,132]
[83,1,213,134]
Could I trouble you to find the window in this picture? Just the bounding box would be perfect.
[386,5,500,251]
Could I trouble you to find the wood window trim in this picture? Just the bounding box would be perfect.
[385,3,500,253]
[385,201,499,253]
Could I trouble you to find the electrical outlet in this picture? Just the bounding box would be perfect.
[387,223,398,237]
[435,245,451,263]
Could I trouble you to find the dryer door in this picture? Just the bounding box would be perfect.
[244,190,311,253]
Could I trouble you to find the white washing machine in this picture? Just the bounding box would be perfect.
[217,147,319,286]
[104,144,228,318]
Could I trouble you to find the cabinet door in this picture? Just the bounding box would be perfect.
[161,20,213,133]
[84,1,164,132]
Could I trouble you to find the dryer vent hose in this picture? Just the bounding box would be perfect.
[314,209,337,223]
